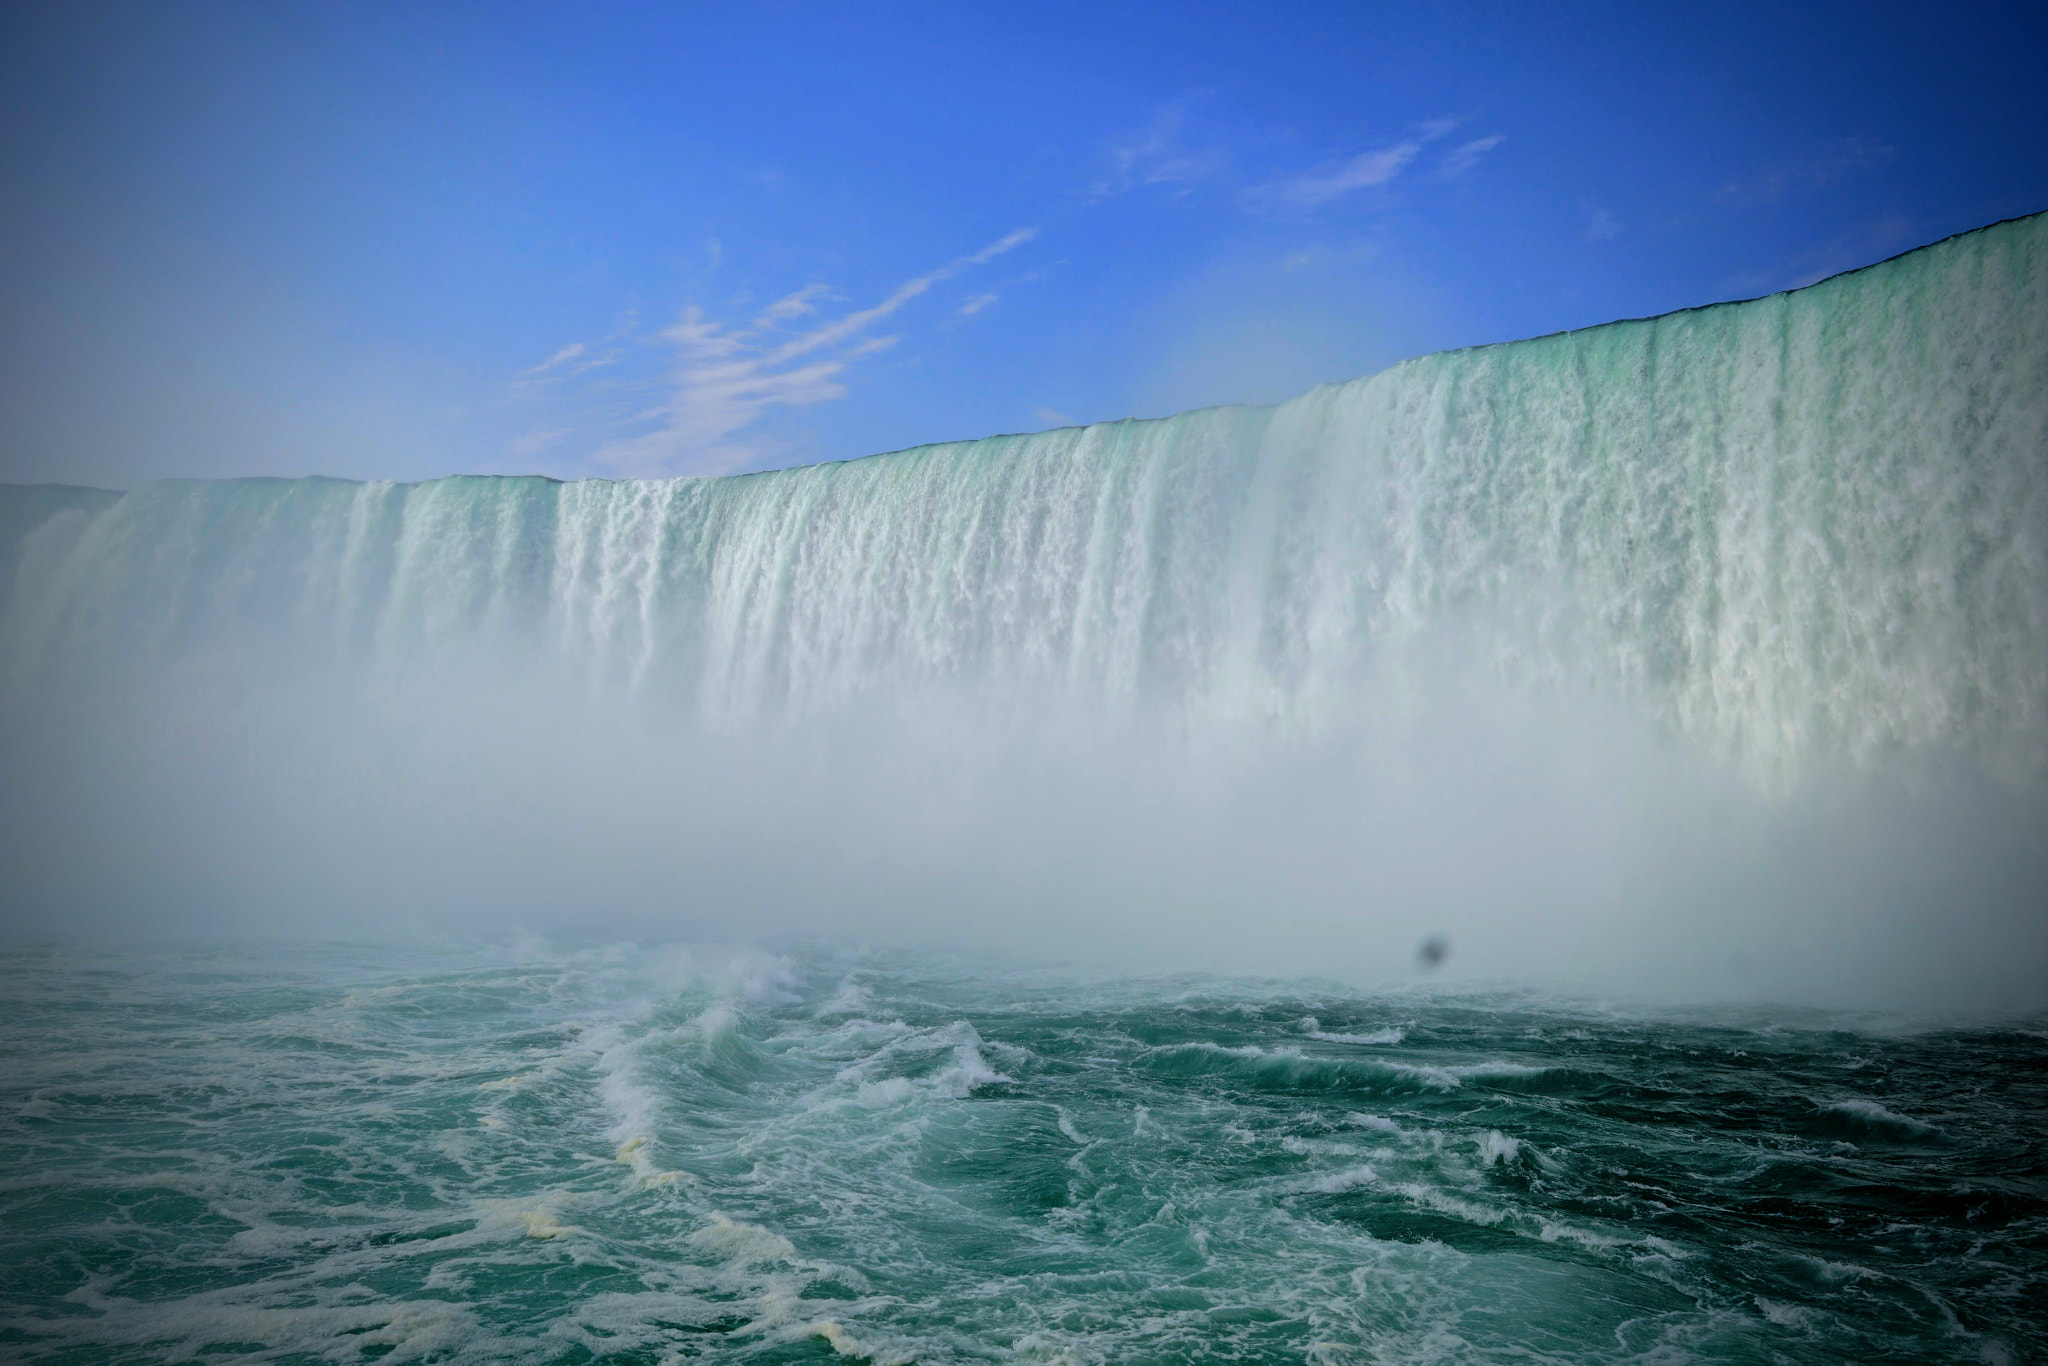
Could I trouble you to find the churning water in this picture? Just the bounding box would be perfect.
[1,215,2045,1360]
[1,942,2042,1364]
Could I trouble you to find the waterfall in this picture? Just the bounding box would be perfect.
[2,213,2043,1004]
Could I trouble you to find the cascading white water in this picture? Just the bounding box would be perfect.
[2,213,2044,1004]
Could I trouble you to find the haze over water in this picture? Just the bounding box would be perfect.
[1,217,2045,1362]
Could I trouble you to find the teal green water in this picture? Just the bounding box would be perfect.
[2,943,2041,1364]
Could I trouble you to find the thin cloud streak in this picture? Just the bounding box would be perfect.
[1275,143,1420,208]
[524,342,587,375]
[1440,133,1505,179]
[545,227,1039,476]
[1093,100,1234,198]
[1718,137,1893,206]
[1241,117,1461,215]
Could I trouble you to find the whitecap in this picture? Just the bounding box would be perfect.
[1821,1097,1941,1138]
[475,1191,582,1240]
[687,1211,797,1265]
[818,977,875,1015]
[1298,1016,1407,1045]
[1300,1164,1378,1194]
[808,1318,914,1365]
[1476,1130,1521,1166]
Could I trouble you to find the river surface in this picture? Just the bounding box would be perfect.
[1,942,2042,1364]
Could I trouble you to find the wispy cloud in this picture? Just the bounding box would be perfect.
[524,342,587,375]
[1093,100,1233,198]
[516,341,620,386]
[1241,118,1461,215]
[531,228,1039,476]
[1581,203,1621,243]
[1719,215,1916,297]
[507,427,573,458]
[1257,144,1419,211]
[1439,134,1505,179]
[1718,136,1893,206]
[949,258,1067,325]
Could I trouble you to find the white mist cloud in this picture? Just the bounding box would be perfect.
[15,604,2042,1012]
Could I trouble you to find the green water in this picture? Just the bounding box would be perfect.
[2,943,2040,1364]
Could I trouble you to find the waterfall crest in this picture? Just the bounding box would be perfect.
[9,214,2044,785]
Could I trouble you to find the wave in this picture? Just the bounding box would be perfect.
[1816,1098,1945,1141]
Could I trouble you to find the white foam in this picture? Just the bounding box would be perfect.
[1756,1297,1821,1330]
[475,1190,583,1239]
[1382,1061,1464,1090]
[807,1318,914,1365]
[716,952,802,1006]
[694,1002,743,1038]
[687,1211,798,1265]
[819,977,875,1015]
[1389,1181,1508,1227]
[855,1076,916,1108]
[935,1021,1012,1097]
[614,1133,692,1187]
[20,1285,488,1362]
[1308,1027,1407,1045]
[1822,1098,1941,1137]
[1298,1017,1408,1045]
[590,1023,693,1187]
[477,1068,550,1091]
[1476,1130,1521,1166]
[1301,1164,1379,1194]
[1449,1061,1550,1081]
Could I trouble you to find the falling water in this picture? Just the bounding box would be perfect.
[6,213,2044,1004]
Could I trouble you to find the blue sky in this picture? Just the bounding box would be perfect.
[3,1,2044,487]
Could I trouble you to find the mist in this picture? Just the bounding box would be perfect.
[7,549,2046,1017]
[5,619,2042,1013]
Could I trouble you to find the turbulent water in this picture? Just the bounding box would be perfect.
[2,942,2042,1365]
[2,220,2047,1360]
